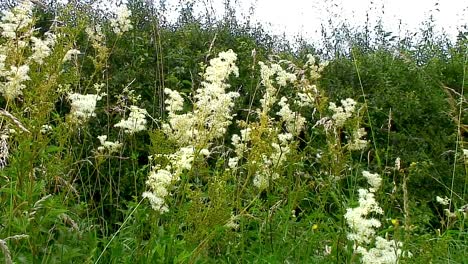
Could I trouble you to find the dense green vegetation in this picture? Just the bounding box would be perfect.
[0,0,467,263]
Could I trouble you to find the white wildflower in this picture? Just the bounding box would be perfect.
[258,61,295,115]
[40,124,52,134]
[329,98,356,127]
[0,0,33,39]
[68,92,102,123]
[395,157,401,170]
[30,32,56,65]
[356,237,403,264]
[0,134,9,169]
[277,96,306,135]
[110,5,133,35]
[362,170,382,191]
[463,149,468,159]
[0,65,30,100]
[436,196,450,206]
[142,191,168,213]
[86,24,105,48]
[164,88,184,113]
[253,173,269,189]
[345,171,407,263]
[225,213,240,230]
[63,49,80,63]
[348,128,368,151]
[228,157,239,169]
[199,148,210,156]
[114,105,147,134]
[96,135,122,154]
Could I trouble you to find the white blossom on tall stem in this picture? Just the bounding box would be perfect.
[0,65,30,100]
[329,98,356,127]
[30,32,56,65]
[0,0,33,40]
[144,50,240,213]
[345,171,406,263]
[110,5,133,35]
[68,92,103,124]
[114,105,148,134]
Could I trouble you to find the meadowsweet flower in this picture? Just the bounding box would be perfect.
[462,149,468,159]
[40,124,52,134]
[297,84,316,107]
[145,50,239,213]
[362,171,382,191]
[142,191,168,213]
[164,88,184,113]
[0,54,6,76]
[30,32,56,65]
[171,146,194,174]
[356,237,403,264]
[96,135,122,154]
[329,98,356,127]
[0,65,30,100]
[395,157,401,170]
[348,128,368,151]
[228,157,239,169]
[162,50,239,144]
[346,171,407,263]
[199,148,210,156]
[68,92,102,123]
[225,213,239,230]
[277,96,306,135]
[258,61,295,115]
[110,5,133,35]
[345,188,383,244]
[436,196,450,206]
[0,0,33,39]
[252,132,292,190]
[114,105,147,134]
[62,49,80,63]
[86,24,106,53]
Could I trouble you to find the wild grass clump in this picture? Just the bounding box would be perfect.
[0,0,467,263]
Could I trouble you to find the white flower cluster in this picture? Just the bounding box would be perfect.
[348,127,368,151]
[258,61,296,115]
[277,96,306,136]
[30,32,56,65]
[345,171,406,264]
[296,84,317,107]
[436,196,450,206]
[68,92,103,124]
[0,2,59,100]
[253,131,293,189]
[162,49,239,145]
[228,60,301,189]
[63,49,80,63]
[96,135,122,154]
[356,237,403,264]
[144,146,195,213]
[329,98,356,127]
[305,54,328,80]
[230,127,251,166]
[144,50,239,213]
[0,0,33,41]
[85,25,106,51]
[110,5,133,35]
[0,65,30,100]
[114,105,148,134]
[40,124,53,134]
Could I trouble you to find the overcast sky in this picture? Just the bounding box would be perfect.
[181,0,468,43]
[88,0,467,43]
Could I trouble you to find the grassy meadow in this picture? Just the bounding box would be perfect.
[0,0,467,263]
